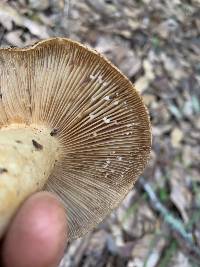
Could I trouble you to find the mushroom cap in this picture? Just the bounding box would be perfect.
[0,38,151,240]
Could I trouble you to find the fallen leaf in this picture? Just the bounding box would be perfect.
[142,94,156,106]
[0,2,49,38]
[156,19,179,39]
[131,234,166,267]
[170,168,192,223]
[5,30,24,47]
[95,36,142,77]
[143,60,155,81]
[171,127,183,148]
[117,192,156,239]
[135,76,150,93]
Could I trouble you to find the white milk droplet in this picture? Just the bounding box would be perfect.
[104,95,111,101]
[89,113,95,120]
[103,82,108,87]
[98,75,103,84]
[90,74,96,80]
[91,96,96,102]
[103,116,111,123]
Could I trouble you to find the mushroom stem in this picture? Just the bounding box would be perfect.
[0,124,60,237]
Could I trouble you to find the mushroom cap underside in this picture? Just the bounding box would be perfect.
[0,38,151,240]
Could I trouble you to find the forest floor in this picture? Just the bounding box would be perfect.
[0,0,200,266]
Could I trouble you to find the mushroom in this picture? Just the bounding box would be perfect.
[0,38,151,240]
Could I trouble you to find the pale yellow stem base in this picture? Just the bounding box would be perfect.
[0,124,60,238]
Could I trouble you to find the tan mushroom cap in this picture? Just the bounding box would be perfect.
[0,38,151,240]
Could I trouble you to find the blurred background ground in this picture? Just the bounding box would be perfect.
[0,0,199,266]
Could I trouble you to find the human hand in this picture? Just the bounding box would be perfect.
[0,192,67,267]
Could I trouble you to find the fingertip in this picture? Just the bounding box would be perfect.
[2,192,67,267]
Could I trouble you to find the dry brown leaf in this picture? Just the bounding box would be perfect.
[170,168,192,223]
[131,234,166,267]
[143,60,155,81]
[117,192,156,239]
[156,19,179,39]
[0,3,49,38]
[171,127,184,148]
[135,76,150,93]
[160,52,185,80]
[5,30,24,47]
[95,36,142,77]
[134,60,155,93]
[128,19,140,30]
[142,94,156,106]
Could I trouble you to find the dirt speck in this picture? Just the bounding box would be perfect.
[50,128,58,136]
[0,168,8,174]
[32,139,43,150]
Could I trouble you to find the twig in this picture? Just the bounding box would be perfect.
[138,177,200,260]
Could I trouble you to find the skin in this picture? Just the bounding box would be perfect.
[0,192,68,267]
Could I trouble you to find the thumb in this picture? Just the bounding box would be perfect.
[1,192,67,267]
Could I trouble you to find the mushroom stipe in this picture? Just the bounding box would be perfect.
[0,38,151,240]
